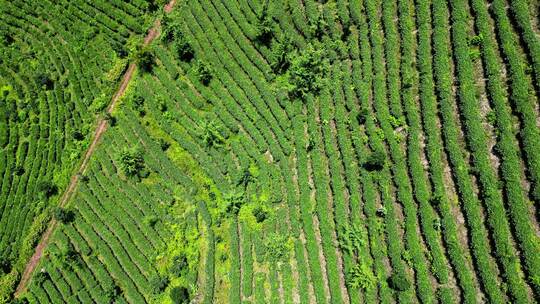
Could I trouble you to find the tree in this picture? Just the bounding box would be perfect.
[309,12,328,40]
[356,108,369,125]
[159,138,171,151]
[118,148,145,177]
[285,43,329,99]
[144,215,158,227]
[146,0,167,12]
[78,173,89,183]
[37,181,57,199]
[72,130,84,141]
[161,17,180,43]
[170,254,188,277]
[0,257,11,275]
[194,60,212,85]
[33,269,49,286]
[130,94,145,117]
[53,242,80,269]
[12,298,29,304]
[173,37,194,62]
[237,167,254,187]
[13,165,24,176]
[102,282,122,303]
[112,41,128,58]
[34,73,53,90]
[224,190,245,215]
[270,36,295,74]
[375,206,387,218]
[252,206,268,223]
[388,271,411,291]
[200,120,225,148]
[135,47,155,73]
[150,275,169,294]
[53,207,75,224]
[363,150,386,171]
[254,0,273,44]
[170,286,190,304]
[104,113,116,126]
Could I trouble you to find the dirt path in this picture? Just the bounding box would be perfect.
[14,1,175,297]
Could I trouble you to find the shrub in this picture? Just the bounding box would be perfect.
[37,181,58,199]
[170,286,190,304]
[102,282,121,303]
[347,263,376,291]
[285,43,329,99]
[252,206,268,223]
[388,271,411,291]
[135,47,155,73]
[72,130,84,141]
[264,233,290,261]
[200,120,225,148]
[150,275,169,294]
[194,61,212,85]
[363,150,386,171]
[469,33,484,46]
[118,148,145,177]
[224,190,245,215]
[53,207,75,224]
[173,37,194,62]
[170,254,188,277]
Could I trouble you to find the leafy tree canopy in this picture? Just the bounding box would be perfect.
[53,207,75,224]
[282,43,329,99]
[170,286,190,304]
[118,148,146,178]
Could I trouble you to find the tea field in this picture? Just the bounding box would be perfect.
[1,0,540,303]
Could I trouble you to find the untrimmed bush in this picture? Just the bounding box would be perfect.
[170,286,190,304]
[53,207,75,224]
[363,150,385,171]
[37,181,58,199]
[117,148,145,177]
[388,271,411,292]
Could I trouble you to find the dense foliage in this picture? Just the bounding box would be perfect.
[3,0,539,303]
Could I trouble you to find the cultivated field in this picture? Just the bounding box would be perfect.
[1,0,539,303]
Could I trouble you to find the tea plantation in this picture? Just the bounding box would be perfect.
[1,0,539,303]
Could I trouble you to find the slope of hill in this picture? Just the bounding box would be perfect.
[2,0,540,303]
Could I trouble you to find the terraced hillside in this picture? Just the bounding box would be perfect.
[0,0,162,301]
[2,0,540,303]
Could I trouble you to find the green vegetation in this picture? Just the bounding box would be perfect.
[2,0,539,303]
